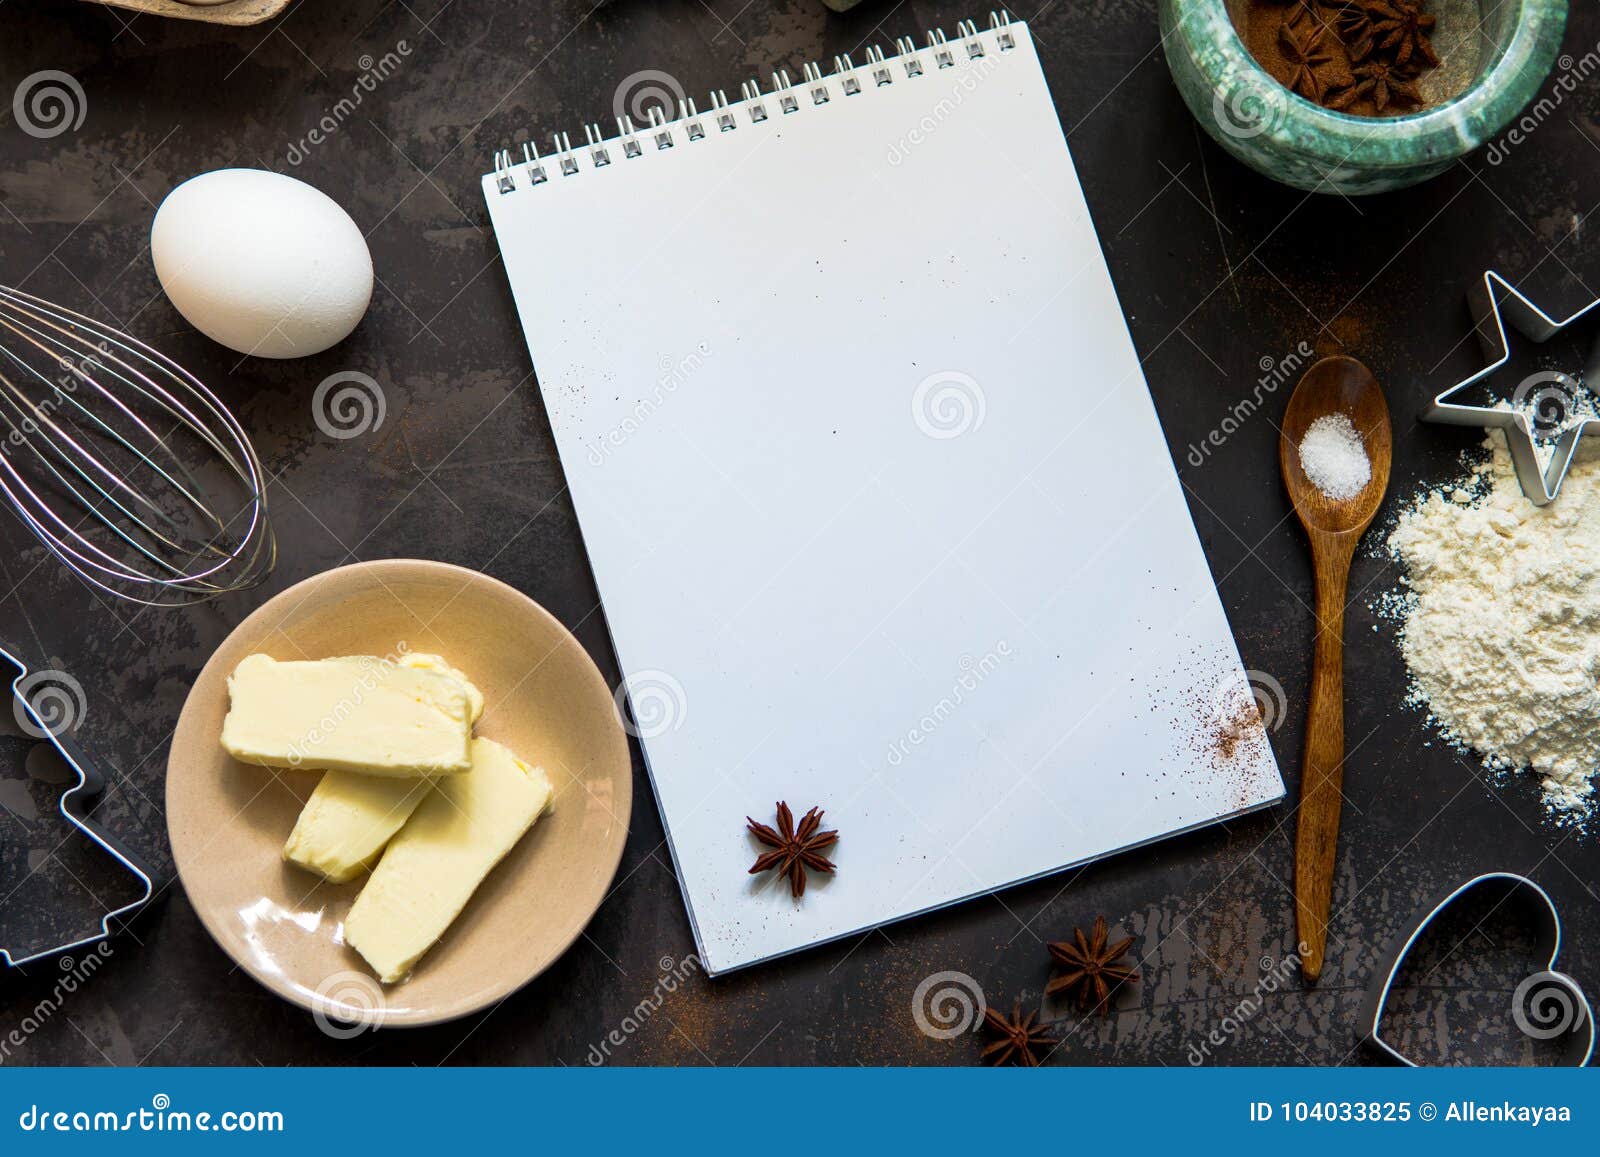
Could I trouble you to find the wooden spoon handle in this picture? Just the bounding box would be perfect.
[1295,539,1353,984]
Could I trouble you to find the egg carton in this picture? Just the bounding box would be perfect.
[85,0,290,26]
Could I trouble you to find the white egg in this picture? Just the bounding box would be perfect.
[151,169,373,359]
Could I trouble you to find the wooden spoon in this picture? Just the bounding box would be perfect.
[1279,355,1391,984]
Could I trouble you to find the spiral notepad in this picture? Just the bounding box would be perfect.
[483,14,1284,975]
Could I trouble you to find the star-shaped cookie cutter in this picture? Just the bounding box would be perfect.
[1421,270,1600,506]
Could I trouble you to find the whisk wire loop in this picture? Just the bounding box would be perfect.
[0,284,275,605]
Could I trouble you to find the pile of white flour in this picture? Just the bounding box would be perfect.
[1386,433,1600,818]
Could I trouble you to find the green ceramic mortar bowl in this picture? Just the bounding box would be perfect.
[1160,0,1569,194]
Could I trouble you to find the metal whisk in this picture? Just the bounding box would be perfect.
[0,284,274,606]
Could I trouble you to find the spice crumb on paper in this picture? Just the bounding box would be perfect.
[1158,647,1283,812]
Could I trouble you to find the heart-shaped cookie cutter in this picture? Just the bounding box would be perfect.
[1360,872,1594,1066]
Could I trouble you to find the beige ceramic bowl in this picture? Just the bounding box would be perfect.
[86,0,292,26]
[167,559,632,1027]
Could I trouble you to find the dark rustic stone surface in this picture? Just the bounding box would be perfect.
[0,0,1596,1066]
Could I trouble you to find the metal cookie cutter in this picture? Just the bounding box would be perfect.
[1421,270,1600,506]
[0,640,157,969]
[1360,872,1595,1066]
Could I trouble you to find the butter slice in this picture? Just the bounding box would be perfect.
[220,653,472,776]
[344,737,552,983]
[282,657,487,882]
[394,654,484,723]
[283,775,436,883]
[324,653,485,724]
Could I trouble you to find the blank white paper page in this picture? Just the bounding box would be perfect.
[484,20,1283,974]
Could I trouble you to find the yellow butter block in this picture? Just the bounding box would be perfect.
[220,653,473,776]
[323,653,485,724]
[344,737,553,983]
[394,653,485,723]
[283,774,435,883]
[283,657,486,882]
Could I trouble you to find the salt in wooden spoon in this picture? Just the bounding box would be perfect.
[1278,355,1391,984]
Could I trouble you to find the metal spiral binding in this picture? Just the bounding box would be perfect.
[774,69,799,114]
[682,98,706,141]
[740,80,769,122]
[493,10,1015,194]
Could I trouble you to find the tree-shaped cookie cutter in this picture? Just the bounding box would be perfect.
[0,641,156,969]
[1422,270,1600,506]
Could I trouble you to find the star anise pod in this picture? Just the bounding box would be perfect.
[981,1001,1055,1066]
[747,801,838,898]
[1326,57,1423,112]
[1278,17,1336,102]
[1367,0,1438,67]
[1333,0,1384,57]
[1046,915,1140,1014]
[1282,0,1330,30]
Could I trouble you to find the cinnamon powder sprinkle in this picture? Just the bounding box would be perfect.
[1212,698,1267,763]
